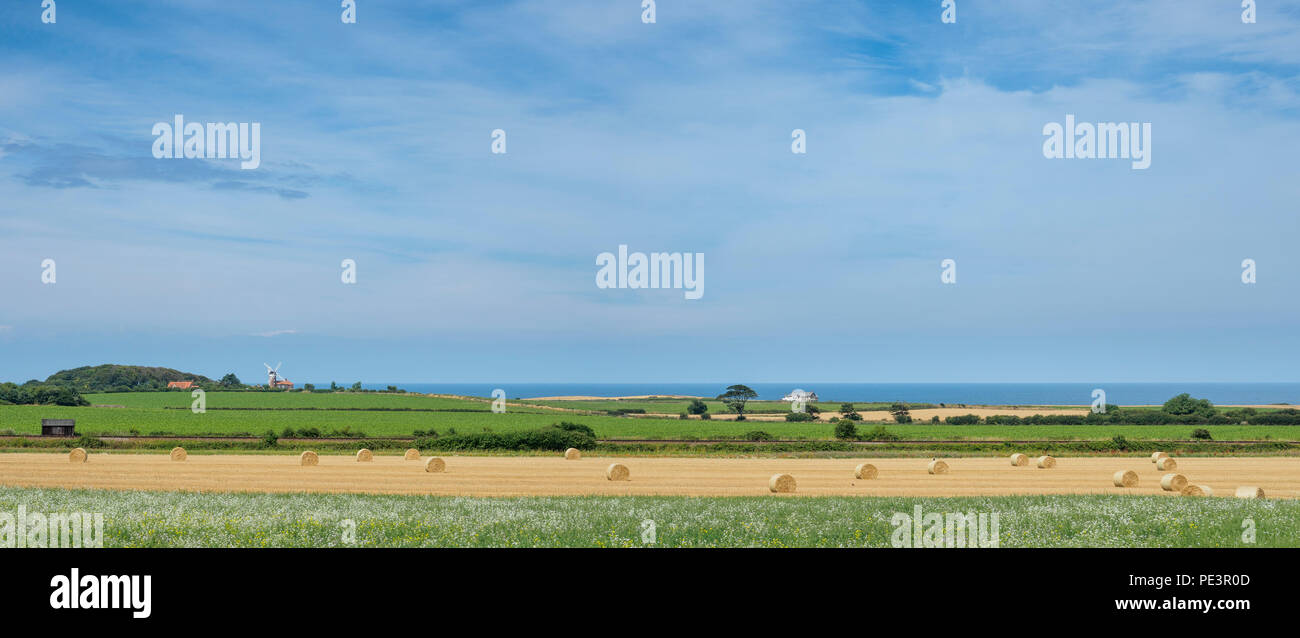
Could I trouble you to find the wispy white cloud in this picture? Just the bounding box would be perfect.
[251,329,297,338]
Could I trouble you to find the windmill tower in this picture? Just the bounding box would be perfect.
[264,362,282,387]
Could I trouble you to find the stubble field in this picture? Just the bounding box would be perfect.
[3,452,1297,498]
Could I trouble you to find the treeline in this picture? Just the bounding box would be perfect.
[935,394,1300,426]
[0,383,89,406]
[976,410,1300,425]
[414,422,597,451]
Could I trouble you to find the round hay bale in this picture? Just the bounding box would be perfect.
[1160,473,1188,492]
[1036,455,1057,469]
[424,457,446,473]
[1009,453,1028,467]
[1112,470,1138,487]
[606,463,630,481]
[1235,486,1264,499]
[927,459,949,475]
[404,448,420,460]
[854,463,878,480]
[1150,451,1168,463]
[69,448,87,463]
[299,450,319,466]
[768,473,796,493]
[1181,484,1211,497]
[1156,457,1177,471]
[564,448,581,460]
[169,447,187,462]
[355,448,373,462]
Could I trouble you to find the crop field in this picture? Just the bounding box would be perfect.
[4,452,1298,498]
[3,391,1300,441]
[3,485,1295,547]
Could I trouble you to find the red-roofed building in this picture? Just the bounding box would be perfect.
[167,381,196,390]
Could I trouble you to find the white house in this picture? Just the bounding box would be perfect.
[782,390,818,402]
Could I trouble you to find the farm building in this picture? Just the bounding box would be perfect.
[41,419,77,436]
[166,381,196,389]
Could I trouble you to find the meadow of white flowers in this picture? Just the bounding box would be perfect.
[0,487,1291,548]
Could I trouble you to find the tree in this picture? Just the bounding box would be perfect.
[303,383,316,392]
[219,373,242,387]
[839,402,862,421]
[1162,393,1215,417]
[716,384,758,417]
[351,381,363,391]
[834,420,858,440]
[687,399,708,415]
[890,401,912,424]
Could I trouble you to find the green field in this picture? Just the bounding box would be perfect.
[520,398,936,414]
[6,404,1300,440]
[1,486,1291,547]
[1,392,1298,441]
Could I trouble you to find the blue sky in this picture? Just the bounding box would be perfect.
[0,0,1298,384]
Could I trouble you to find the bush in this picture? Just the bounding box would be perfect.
[687,399,708,415]
[73,435,105,449]
[833,420,858,440]
[413,429,439,437]
[699,413,711,420]
[1111,434,1130,450]
[785,412,816,422]
[734,414,745,422]
[678,412,688,420]
[261,430,278,448]
[743,430,774,442]
[945,414,980,425]
[1162,393,1216,418]
[890,402,912,424]
[554,421,596,438]
[1191,428,1213,440]
[862,426,900,442]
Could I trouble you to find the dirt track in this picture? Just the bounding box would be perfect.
[2,453,1298,498]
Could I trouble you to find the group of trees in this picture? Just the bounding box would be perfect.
[0,382,89,406]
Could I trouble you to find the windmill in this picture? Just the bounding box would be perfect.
[264,362,283,387]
